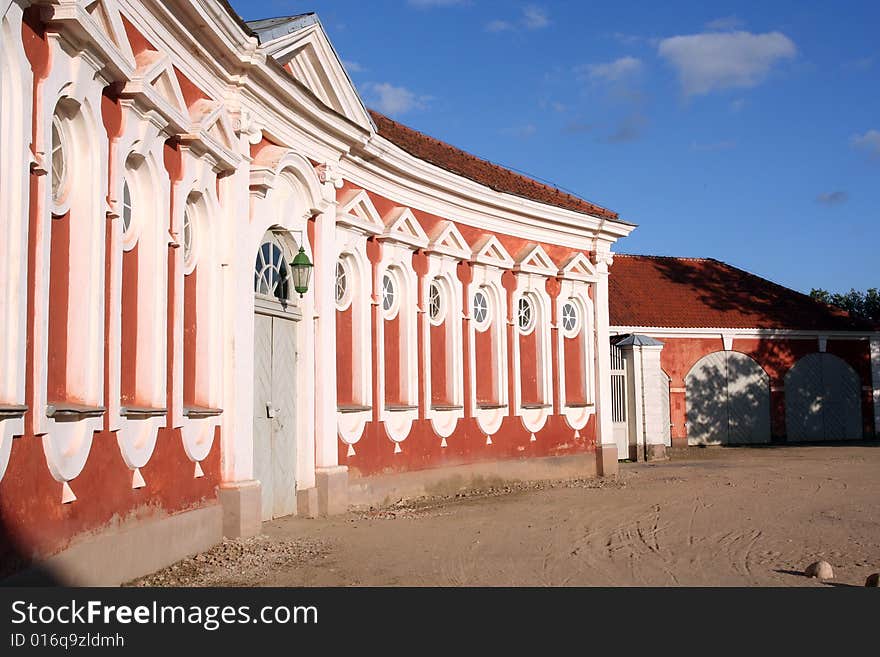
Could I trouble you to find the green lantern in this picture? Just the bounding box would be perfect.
[290,245,313,297]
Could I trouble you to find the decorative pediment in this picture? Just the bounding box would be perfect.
[336,189,383,234]
[558,252,597,281]
[83,0,134,65]
[127,50,188,119]
[515,243,557,276]
[257,19,372,131]
[471,235,514,269]
[189,99,236,154]
[382,207,429,248]
[427,221,471,260]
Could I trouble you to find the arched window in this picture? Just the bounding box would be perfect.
[51,117,69,205]
[382,272,396,315]
[472,289,489,328]
[121,178,133,235]
[518,295,535,333]
[428,280,443,324]
[254,236,290,301]
[335,260,348,308]
[183,206,195,266]
[561,301,579,335]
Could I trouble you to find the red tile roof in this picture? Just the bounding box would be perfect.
[369,110,619,220]
[609,254,873,331]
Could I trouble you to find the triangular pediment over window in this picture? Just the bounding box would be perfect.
[189,99,236,154]
[471,235,514,269]
[427,221,471,260]
[84,0,135,67]
[337,188,383,234]
[515,243,558,276]
[558,252,597,281]
[382,207,429,249]
[250,16,372,131]
[127,50,189,121]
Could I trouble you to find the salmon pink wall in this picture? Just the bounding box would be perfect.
[519,330,539,404]
[430,322,448,405]
[659,335,875,444]
[384,314,402,405]
[336,307,354,405]
[475,327,495,404]
[120,244,140,405]
[564,334,586,402]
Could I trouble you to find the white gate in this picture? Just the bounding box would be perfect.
[253,233,300,521]
[610,344,629,458]
[785,353,862,441]
[686,351,771,445]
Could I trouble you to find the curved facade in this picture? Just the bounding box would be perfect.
[0,0,633,582]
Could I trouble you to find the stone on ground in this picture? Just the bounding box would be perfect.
[804,560,833,580]
[865,573,880,587]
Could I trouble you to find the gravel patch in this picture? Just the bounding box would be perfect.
[126,535,328,587]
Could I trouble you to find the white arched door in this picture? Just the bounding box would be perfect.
[785,353,862,441]
[253,232,300,520]
[686,351,771,445]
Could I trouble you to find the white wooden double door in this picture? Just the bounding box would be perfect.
[253,312,298,521]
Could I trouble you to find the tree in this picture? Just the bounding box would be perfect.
[810,287,880,322]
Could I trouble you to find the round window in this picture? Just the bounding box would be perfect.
[562,301,579,334]
[183,208,194,264]
[335,260,348,306]
[429,281,443,323]
[121,179,133,235]
[518,296,534,333]
[382,273,395,313]
[51,118,68,205]
[473,290,489,326]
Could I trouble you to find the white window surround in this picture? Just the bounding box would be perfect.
[467,256,511,437]
[111,139,170,475]
[0,3,33,483]
[511,277,553,433]
[183,204,197,272]
[422,221,470,439]
[50,115,70,211]
[334,235,373,447]
[557,280,597,432]
[381,268,400,319]
[36,46,110,486]
[254,234,292,302]
[375,232,420,443]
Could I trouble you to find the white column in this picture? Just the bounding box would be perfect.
[592,248,617,474]
[871,337,880,438]
[314,203,339,470]
[312,171,348,515]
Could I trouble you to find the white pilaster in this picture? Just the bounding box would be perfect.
[314,197,340,469]
[592,247,617,473]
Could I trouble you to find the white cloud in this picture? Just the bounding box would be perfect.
[522,5,550,29]
[729,98,746,112]
[705,16,745,31]
[486,19,514,32]
[486,5,550,33]
[605,114,647,143]
[851,129,880,157]
[816,191,848,205]
[343,60,364,73]
[504,124,537,138]
[658,30,796,96]
[585,56,643,83]
[363,82,429,115]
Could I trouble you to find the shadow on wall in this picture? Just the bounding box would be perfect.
[646,257,869,332]
[685,352,771,445]
[0,510,64,585]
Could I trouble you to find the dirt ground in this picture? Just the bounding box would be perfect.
[131,445,880,587]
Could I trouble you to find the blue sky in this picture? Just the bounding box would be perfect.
[230,1,879,295]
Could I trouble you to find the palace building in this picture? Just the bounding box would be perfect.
[0,0,877,584]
